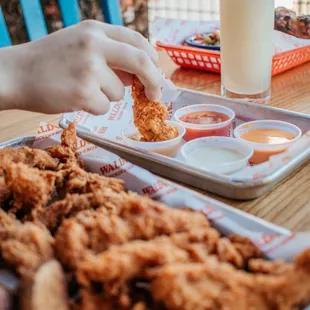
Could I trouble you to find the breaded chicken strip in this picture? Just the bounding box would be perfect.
[55,164,124,195]
[0,147,57,171]
[47,123,83,168]
[0,210,54,278]
[132,76,178,142]
[32,189,126,231]
[54,192,210,268]
[149,249,310,310]
[76,230,220,288]
[4,163,57,213]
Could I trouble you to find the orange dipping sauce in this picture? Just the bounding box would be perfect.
[249,148,286,164]
[240,128,296,144]
[240,128,296,164]
[235,120,301,165]
[180,111,230,125]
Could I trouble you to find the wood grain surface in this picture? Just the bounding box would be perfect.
[0,50,309,232]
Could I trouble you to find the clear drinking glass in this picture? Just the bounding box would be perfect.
[220,0,275,104]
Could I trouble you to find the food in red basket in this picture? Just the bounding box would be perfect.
[274,6,298,36]
[298,15,310,38]
[131,76,178,142]
[192,31,220,46]
[1,123,310,310]
[275,6,310,39]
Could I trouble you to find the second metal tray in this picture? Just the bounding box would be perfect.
[60,89,310,200]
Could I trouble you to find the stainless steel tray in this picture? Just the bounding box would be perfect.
[60,89,310,200]
[0,135,290,235]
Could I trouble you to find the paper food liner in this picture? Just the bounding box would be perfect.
[32,79,310,263]
[150,17,310,55]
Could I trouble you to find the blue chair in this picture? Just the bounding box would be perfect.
[0,0,123,47]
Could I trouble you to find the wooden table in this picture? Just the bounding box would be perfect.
[0,51,310,232]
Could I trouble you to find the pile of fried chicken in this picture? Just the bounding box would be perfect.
[132,76,178,142]
[1,123,310,310]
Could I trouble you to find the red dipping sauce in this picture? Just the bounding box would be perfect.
[180,111,230,125]
[174,105,235,141]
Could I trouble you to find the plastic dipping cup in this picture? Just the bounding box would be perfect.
[121,121,186,158]
[234,120,302,164]
[173,104,235,141]
[180,137,253,174]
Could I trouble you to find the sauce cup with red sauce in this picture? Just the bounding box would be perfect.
[173,104,235,141]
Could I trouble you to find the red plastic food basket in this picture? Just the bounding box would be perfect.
[157,41,310,76]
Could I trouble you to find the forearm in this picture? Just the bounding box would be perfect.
[0,46,22,111]
[0,21,161,115]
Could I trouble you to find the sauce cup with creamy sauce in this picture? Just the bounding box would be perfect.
[181,137,253,174]
[173,104,235,141]
[121,121,186,158]
[234,120,302,164]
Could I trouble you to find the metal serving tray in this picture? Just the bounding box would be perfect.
[60,89,310,201]
[0,135,289,236]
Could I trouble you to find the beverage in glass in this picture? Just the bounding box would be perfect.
[220,0,275,103]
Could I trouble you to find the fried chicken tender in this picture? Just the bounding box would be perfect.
[77,230,220,288]
[56,165,124,195]
[76,236,189,291]
[0,146,56,208]
[229,234,262,263]
[55,193,210,269]
[0,213,54,278]
[76,229,261,293]
[150,249,310,310]
[4,163,57,213]
[0,147,57,172]
[47,123,83,168]
[31,190,121,231]
[0,209,19,228]
[132,76,178,142]
[248,258,293,275]
[216,236,262,268]
[0,176,10,207]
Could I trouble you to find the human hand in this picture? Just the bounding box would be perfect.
[0,20,161,115]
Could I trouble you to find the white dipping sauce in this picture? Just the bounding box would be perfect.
[188,147,244,169]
